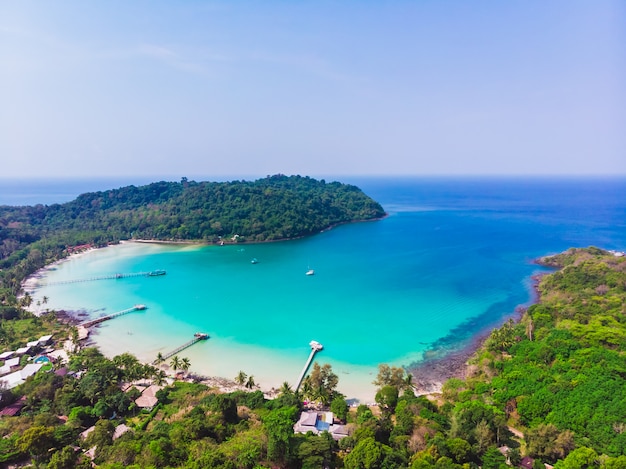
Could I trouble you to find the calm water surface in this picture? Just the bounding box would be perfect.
[21,177,626,402]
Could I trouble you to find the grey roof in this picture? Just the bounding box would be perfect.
[0,363,43,389]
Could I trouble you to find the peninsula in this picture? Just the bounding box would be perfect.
[0,174,385,300]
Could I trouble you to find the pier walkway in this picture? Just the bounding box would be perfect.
[42,270,166,286]
[295,340,324,391]
[157,333,209,364]
[78,304,147,328]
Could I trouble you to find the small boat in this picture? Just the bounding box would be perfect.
[306,269,315,276]
[147,270,166,276]
[251,258,258,264]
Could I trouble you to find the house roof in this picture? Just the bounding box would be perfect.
[294,411,349,440]
[0,352,14,360]
[0,396,27,417]
[113,424,131,440]
[5,357,20,367]
[80,426,96,440]
[0,363,43,389]
[15,346,31,355]
[0,357,20,376]
[134,384,162,408]
[300,411,318,427]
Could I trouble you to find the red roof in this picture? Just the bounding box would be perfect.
[0,396,26,417]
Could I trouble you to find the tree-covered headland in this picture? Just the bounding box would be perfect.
[0,174,385,305]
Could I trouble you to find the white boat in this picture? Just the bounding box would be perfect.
[306,269,315,276]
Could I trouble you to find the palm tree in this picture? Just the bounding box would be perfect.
[155,352,164,364]
[404,373,414,392]
[245,375,256,389]
[279,381,292,395]
[301,377,313,401]
[235,370,247,386]
[180,357,191,375]
[170,355,181,372]
[152,369,168,386]
[19,293,32,309]
[70,327,80,354]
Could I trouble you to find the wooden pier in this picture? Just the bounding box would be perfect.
[295,340,324,392]
[157,333,209,364]
[78,304,147,328]
[41,270,166,286]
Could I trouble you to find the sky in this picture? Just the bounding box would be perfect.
[1,0,625,179]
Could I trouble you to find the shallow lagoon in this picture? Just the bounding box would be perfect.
[27,177,626,402]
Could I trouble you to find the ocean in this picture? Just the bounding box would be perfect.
[13,176,626,402]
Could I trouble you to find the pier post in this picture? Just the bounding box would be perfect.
[295,340,323,392]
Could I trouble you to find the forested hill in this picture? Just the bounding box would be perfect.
[6,175,384,243]
[46,175,385,241]
[0,175,384,296]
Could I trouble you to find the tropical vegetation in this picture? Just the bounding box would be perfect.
[1,179,625,468]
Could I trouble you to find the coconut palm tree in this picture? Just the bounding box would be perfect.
[155,352,164,364]
[180,357,191,375]
[279,381,293,395]
[20,293,32,309]
[170,355,181,372]
[404,373,414,392]
[235,370,247,386]
[70,327,80,354]
[152,369,168,386]
[245,375,256,389]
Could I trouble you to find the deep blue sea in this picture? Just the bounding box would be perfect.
[10,176,626,402]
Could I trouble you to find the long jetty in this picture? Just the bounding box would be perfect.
[295,340,324,392]
[42,270,166,286]
[157,333,209,364]
[78,304,147,328]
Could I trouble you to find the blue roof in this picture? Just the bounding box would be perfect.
[315,421,330,432]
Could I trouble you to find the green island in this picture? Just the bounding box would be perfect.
[0,174,385,303]
[1,180,626,468]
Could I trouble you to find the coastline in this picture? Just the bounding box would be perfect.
[409,270,546,395]
[20,230,540,402]
[21,245,106,304]
[126,213,388,247]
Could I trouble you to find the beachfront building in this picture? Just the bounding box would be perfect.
[294,411,349,440]
[0,357,20,376]
[38,335,53,346]
[14,345,32,357]
[131,384,163,411]
[0,363,44,389]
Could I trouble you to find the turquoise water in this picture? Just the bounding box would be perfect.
[24,177,626,402]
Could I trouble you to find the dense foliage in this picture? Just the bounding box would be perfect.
[0,175,384,302]
[2,230,626,467]
[471,247,626,465]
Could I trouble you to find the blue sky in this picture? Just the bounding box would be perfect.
[1,1,624,179]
